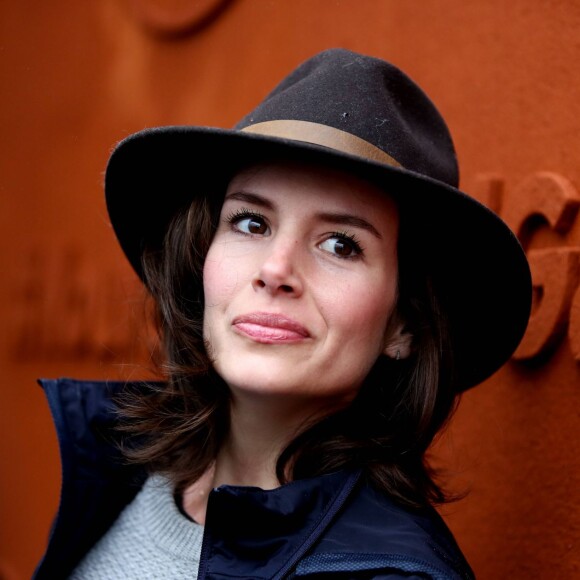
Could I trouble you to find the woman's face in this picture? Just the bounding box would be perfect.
[203,160,400,407]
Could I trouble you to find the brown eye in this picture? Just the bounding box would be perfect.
[236,215,270,235]
[319,234,362,259]
[333,239,353,256]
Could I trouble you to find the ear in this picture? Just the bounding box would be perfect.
[383,319,413,360]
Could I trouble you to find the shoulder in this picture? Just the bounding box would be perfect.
[298,478,474,580]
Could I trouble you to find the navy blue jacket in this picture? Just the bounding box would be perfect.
[35,378,475,579]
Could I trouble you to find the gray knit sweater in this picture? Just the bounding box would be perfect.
[71,475,203,579]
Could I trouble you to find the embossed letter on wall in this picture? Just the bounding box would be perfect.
[122,0,236,37]
[9,245,156,363]
[476,171,580,362]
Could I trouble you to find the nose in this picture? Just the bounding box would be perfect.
[252,238,304,297]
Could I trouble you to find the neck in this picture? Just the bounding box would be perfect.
[182,393,336,523]
[214,393,317,489]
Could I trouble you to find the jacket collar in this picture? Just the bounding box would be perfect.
[199,469,361,579]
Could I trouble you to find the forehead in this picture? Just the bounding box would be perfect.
[225,160,399,224]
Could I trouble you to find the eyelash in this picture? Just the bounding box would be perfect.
[327,231,365,258]
[226,208,266,228]
[224,208,364,259]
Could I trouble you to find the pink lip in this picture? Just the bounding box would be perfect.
[232,312,310,343]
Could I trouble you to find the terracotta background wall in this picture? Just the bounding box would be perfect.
[1,1,579,578]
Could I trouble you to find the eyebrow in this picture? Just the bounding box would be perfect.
[225,191,275,210]
[317,212,382,239]
[225,190,382,239]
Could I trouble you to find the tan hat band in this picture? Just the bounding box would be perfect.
[240,120,402,168]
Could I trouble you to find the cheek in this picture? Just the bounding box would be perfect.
[325,275,397,345]
[355,293,392,338]
[203,249,234,353]
[202,256,222,307]
[203,245,239,307]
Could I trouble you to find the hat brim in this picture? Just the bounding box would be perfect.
[105,126,531,392]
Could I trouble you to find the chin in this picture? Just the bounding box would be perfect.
[216,366,358,410]
[220,368,304,398]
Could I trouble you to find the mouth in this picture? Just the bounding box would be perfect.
[232,312,310,344]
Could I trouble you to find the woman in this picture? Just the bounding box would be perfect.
[36,49,531,579]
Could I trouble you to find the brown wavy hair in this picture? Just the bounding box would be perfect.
[118,182,459,508]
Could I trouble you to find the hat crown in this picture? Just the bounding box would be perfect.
[235,48,459,187]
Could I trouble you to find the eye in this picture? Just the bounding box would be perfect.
[319,232,363,259]
[227,209,270,235]
[236,216,269,235]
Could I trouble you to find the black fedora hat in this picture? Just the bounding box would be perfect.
[105,48,531,392]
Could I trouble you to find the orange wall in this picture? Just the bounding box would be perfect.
[1,1,579,578]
